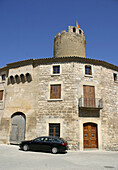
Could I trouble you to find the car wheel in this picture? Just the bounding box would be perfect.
[23,144,29,151]
[52,147,58,154]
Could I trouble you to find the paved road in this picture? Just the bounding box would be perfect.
[0,144,118,170]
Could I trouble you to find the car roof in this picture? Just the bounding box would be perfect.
[38,136,60,139]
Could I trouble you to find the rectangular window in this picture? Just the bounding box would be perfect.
[2,74,6,81]
[85,65,92,75]
[53,65,60,74]
[0,90,3,100]
[49,123,60,137]
[50,84,61,99]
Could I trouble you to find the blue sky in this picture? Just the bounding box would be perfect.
[0,0,118,68]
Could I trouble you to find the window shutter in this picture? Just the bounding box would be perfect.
[83,86,95,107]
[50,85,61,99]
[0,90,3,100]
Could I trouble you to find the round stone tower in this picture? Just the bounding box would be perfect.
[53,25,86,58]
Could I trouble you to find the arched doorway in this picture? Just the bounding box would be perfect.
[10,112,26,144]
[83,123,98,149]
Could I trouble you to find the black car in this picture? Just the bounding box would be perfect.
[19,136,68,154]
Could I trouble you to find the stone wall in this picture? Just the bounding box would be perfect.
[54,29,86,58]
[0,60,118,150]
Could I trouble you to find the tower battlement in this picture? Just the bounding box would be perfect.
[53,26,86,58]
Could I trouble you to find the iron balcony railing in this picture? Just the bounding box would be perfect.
[79,97,103,109]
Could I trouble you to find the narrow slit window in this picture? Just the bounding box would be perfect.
[79,29,82,34]
[73,27,76,33]
[113,73,117,82]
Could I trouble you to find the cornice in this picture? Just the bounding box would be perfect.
[0,56,118,72]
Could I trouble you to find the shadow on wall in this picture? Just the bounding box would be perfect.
[8,73,32,85]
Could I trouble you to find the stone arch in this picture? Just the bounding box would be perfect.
[9,76,15,84]
[15,75,20,84]
[10,112,26,144]
[20,74,25,83]
[25,73,32,82]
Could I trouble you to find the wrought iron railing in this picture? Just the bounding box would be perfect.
[79,97,103,108]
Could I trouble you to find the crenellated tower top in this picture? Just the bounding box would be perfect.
[53,23,86,58]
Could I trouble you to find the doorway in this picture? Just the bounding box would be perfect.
[10,112,26,144]
[83,123,98,148]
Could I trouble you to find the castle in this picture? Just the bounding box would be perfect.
[0,24,118,150]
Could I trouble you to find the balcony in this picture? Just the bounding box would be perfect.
[79,97,103,110]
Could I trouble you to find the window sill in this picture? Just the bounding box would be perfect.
[51,74,60,76]
[48,99,63,102]
[84,75,93,78]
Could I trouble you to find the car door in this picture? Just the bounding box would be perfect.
[30,137,45,150]
[43,137,52,151]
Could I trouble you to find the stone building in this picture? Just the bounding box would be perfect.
[0,25,118,151]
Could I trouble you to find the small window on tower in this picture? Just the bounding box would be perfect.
[73,27,76,33]
[79,29,82,34]
[113,73,117,82]
[53,65,60,74]
[85,65,92,75]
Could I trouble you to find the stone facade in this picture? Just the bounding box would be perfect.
[0,25,118,151]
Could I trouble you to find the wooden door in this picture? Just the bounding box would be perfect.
[10,113,25,144]
[83,123,98,148]
[83,86,95,107]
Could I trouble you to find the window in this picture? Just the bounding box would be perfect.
[26,73,32,82]
[34,137,44,142]
[2,74,6,81]
[79,29,82,34]
[50,84,61,99]
[73,27,76,32]
[20,74,25,83]
[15,75,20,84]
[53,65,60,74]
[10,76,15,84]
[83,86,95,107]
[0,90,3,100]
[113,73,117,82]
[49,123,60,137]
[85,65,92,75]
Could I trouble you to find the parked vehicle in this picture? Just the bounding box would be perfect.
[19,136,68,154]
